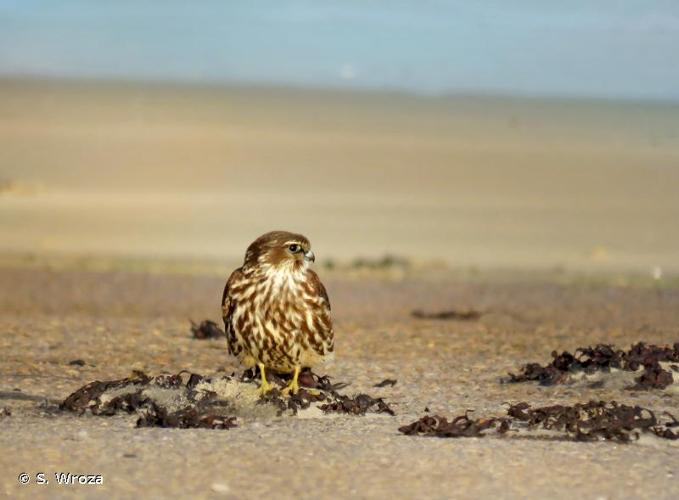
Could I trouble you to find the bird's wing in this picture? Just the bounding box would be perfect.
[306,269,334,355]
[221,267,244,324]
[222,267,246,358]
[307,269,331,311]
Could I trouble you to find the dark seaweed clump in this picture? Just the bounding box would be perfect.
[319,394,395,416]
[255,368,395,416]
[505,401,679,442]
[60,368,395,427]
[374,378,397,388]
[136,403,236,430]
[399,411,509,438]
[400,401,679,443]
[508,342,679,388]
[190,319,225,340]
[60,370,236,429]
[411,309,482,321]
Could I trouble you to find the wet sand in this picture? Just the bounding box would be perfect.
[1,266,678,499]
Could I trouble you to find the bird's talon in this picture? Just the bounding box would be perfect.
[281,366,301,396]
[257,363,273,395]
[259,381,273,395]
[281,382,299,396]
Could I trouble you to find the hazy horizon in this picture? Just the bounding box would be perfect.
[6,74,679,105]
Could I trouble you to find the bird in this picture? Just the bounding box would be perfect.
[221,231,334,395]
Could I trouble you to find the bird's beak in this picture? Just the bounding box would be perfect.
[304,250,315,263]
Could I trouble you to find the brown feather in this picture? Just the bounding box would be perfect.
[221,231,333,372]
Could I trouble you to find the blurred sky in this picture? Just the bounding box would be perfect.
[1,0,678,99]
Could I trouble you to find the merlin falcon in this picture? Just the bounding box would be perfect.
[221,231,334,394]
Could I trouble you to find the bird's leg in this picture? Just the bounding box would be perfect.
[281,365,300,396]
[258,363,273,394]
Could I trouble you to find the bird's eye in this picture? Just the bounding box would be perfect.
[288,244,300,253]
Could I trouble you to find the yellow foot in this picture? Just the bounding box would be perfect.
[258,363,273,395]
[281,380,299,396]
[259,379,273,395]
[281,366,301,396]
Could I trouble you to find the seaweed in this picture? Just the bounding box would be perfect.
[508,342,678,388]
[399,412,508,438]
[60,370,152,413]
[319,394,395,416]
[630,364,674,390]
[60,368,394,426]
[258,388,327,416]
[411,309,482,321]
[374,379,397,388]
[190,320,225,340]
[258,370,394,417]
[60,370,236,429]
[400,401,679,443]
[137,401,237,430]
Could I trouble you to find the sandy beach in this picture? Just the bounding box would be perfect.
[1,266,678,498]
[2,79,679,271]
[1,79,679,498]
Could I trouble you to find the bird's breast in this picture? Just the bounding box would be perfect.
[249,269,306,319]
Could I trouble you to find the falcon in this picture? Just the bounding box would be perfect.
[221,231,334,395]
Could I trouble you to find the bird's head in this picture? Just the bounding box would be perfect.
[243,231,315,272]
